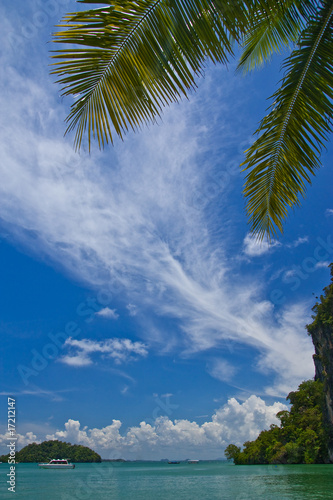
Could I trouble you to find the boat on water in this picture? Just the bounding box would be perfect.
[168,461,181,464]
[187,460,199,464]
[38,459,75,469]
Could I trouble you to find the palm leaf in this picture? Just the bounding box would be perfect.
[242,0,333,240]
[51,0,253,150]
[237,0,317,72]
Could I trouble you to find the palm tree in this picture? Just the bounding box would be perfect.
[51,0,333,239]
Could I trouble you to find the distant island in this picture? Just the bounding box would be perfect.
[0,440,101,463]
[102,458,126,462]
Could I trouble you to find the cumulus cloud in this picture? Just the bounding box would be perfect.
[2,393,287,459]
[45,419,124,452]
[0,431,39,449]
[60,337,148,367]
[40,395,288,459]
[60,352,93,368]
[243,233,280,257]
[96,307,119,319]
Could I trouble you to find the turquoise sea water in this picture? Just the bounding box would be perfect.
[1,461,333,499]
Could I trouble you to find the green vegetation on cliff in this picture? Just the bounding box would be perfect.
[225,380,329,465]
[307,264,333,335]
[307,263,333,461]
[0,440,101,463]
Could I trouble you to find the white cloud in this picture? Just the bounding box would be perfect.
[96,307,119,319]
[284,269,296,278]
[60,337,148,367]
[284,260,330,279]
[286,236,309,248]
[45,419,124,452]
[0,387,71,402]
[0,431,39,449]
[314,261,330,270]
[325,209,333,216]
[39,395,288,459]
[60,353,93,367]
[127,304,138,317]
[207,359,237,383]
[243,233,280,257]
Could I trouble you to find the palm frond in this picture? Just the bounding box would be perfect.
[51,0,253,150]
[237,0,317,72]
[242,0,333,240]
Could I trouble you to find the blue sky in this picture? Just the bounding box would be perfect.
[0,1,332,460]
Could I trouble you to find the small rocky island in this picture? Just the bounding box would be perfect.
[0,440,101,463]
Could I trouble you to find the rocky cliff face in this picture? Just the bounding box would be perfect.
[307,264,333,462]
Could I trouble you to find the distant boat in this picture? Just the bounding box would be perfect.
[187,460,199,464]
[38,459,75,469]
[167,461,181,464]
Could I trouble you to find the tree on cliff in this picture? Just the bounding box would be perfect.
[52,0,333,239]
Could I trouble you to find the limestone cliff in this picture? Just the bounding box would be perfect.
[307,264,333,462]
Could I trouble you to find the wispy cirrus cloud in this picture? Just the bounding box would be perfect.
[0,386,71,402]
[314,261,330,270]
[126,304,138,317]
[0,10,315,398]
[207,358,238,383]
[60,338,148,367]
[286,236,309,248]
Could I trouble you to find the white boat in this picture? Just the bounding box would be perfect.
[187,459,199,464]
[38,459,75,469]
